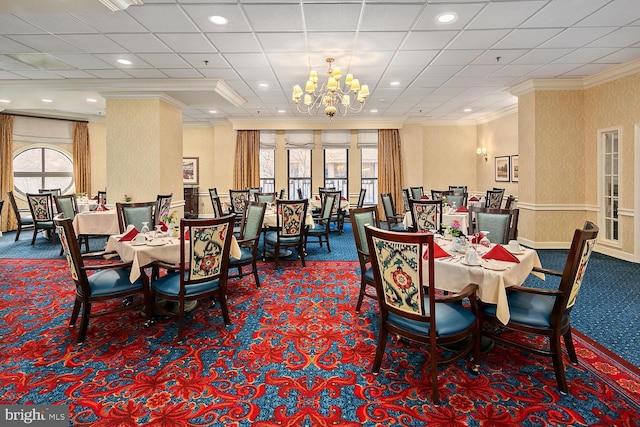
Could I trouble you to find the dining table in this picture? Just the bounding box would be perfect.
[73,209,120,237]
[403,209,469,233]
[106,232,241,283]
[427,236,543,325]
[262,205,316,229]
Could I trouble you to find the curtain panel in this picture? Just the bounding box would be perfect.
[73,122,91,196]
[378,129,404,218]
[233,130,261,190]
[0,114,15,232]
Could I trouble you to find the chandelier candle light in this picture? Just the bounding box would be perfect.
[292,58,370,119]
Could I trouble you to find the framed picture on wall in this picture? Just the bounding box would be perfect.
[511,155,519,182]
[183,157,199,185]
[495,156,510,182]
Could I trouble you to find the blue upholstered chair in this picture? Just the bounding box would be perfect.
[115,201,155,233]
[151,214,236,342]
[468,206,519,244]
[26,192,57,245]
[365,225,480,404]
[408,198,442,233]
[306,192,336,253]
[55,194,91,252]
[256,192,277,203]
[409,186,424,199]
[480,221,599,393]
[55,215,150,344]
[349,206,379,312]
[263,199,309,269]
[380,192,406,231]
[228,201,267,287]
[446,192,468,208]
[7,190,34,242]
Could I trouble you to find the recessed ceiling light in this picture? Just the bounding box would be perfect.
[209,15,228,25]
[0,99,10,103]
[87,98,97,103]
[437,12,457,24]
[42,99,53,103]
[464,108,472,112]
[209,110,217,114]
[390,81,400,86]
[117,59,132,65]
[370,109,378,113]
[259,83,269,88]
[278,110,285,113]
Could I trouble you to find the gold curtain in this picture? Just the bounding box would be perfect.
[0,114,15,232]
[377,129,404,217]
[233,130,260,190]
[73,122,91,196]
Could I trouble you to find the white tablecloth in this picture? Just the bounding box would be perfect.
[106,234,241,283]
[309,196,351,212]
[73,210,120,236]
[427,238,543,325]
[403,210,469,233]
[263,210,315,229]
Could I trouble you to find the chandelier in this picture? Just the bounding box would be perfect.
[292,58,370,118]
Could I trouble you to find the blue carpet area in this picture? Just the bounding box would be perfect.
[0,223,638,367]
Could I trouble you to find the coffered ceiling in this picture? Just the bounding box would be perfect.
[0,0,639,124]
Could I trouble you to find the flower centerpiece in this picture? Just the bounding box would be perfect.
[123,194,133,202]
[161,210,179,236]
[441,195,448,206]
[443,219,464,238]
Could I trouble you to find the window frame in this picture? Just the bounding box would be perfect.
[259,148,275,193]
[361,147,378,206]
[287,148,312,199]
[598,127,621,246]
[323,148,348,198]
[13,144,74,198]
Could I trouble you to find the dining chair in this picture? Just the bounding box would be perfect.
[154,193,173,226]
[55,215,150,344]
[401,188,411,212]
[97,190,107,205]
[365,225,480,404]
[447,192,468,208]
[7,190,34,241]
[39,188,62,197]
[115,201,155,233]
[430,189,452,201]
[256,192,277,203]
[344,188,367,225]
[150,214,236,343]
[208,187,218,198]
[485,189,505,209]
[279,188,286,199]
[408,198,443,233]
[480,221,599,393]
[247,187,261,201]
[349,206,379,312]
[409,186,424,199]
[449,185,468,194]
[210,194,224,218]
[26,192,57,245]
[229,189,250,227]
[467,206,519,244]
[319,189,343,233]
[263,199,309,269]
[380,192,406,232]
[55,194,90,252]
[228,202,267,288]
[504,195,516,210]
[305,192,336,253]
[296,188,305,200]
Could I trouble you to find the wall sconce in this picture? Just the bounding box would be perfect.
[476,147,487,161]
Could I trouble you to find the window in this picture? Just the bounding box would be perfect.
[601,129,619,242]
[324,148,347,197]
[13,146,74,197]
[361,148,378,205]
[288,149,311,199]
[260,149,275,193]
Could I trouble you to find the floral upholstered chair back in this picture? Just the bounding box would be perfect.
[409,200,441,232]
[27,193,54,221]
[229,190,250,214]
[485,190,504,209]
[279,200,307,238]
[370,234,425,317]
[187,220,232,282]
[55,217,88,293]
[155,194,173,225]
[563,222,599,311]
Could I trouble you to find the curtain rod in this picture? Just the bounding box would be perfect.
[0,112,88,124]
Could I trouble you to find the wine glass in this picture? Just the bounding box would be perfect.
[154,224,163,237]
[479,230,491,248]
[140,222,150,234]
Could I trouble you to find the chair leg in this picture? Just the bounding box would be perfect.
[219,294,231,325]
[563,328,578,364]
[77,302,92,343]
[177,301,185,343]
[356,279,366,312]
[15,225,21,241]
[550,334,568,393]
[69,300,82,326]
[31,228,38,245]
[299,243,306,267]
[372,328,388,373]
[252,261,260,288]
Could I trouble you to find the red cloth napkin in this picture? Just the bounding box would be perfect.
[119,228,139,242]
[456,206,468,212]
[482,244,520,263]
[423,242,451,260]
[184,229,190,240]
[95,204,109,211]
[315,195,320,200]
[341,196,347,200]
[471,232,484,244]
[421,195,430,200]
[158,221,168,232]
[469,196,479,201]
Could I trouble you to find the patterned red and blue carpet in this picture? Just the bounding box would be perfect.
[0,259,638,426]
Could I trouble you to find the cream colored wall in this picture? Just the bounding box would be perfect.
[584,73,640,257]
[518,92,536,243]
[476,113,519,195]
[422,125,477,192]
[88,121,106,197]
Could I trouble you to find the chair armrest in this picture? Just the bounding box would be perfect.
[532,266,562,277]
[82,260,133,271]
[434,283,478,303]
[507,285,563,297]
[81,250,118,259]
[152,260,180,270]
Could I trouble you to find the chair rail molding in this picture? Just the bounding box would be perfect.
[515,202,599,212]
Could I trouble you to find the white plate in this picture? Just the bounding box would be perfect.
[147,239,167,246]
[502,245,524,255]
[483,260,508,271]
[460,260,482,266]
[130,240,146,246]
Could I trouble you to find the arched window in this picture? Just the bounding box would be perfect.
[13,146,74,197]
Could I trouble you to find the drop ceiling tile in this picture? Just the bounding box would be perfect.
[52,54,113,70]
[513,48,574,65]
[57,34,127,53]
[356,32,406,51]
[198,68,241,80]
[107,34,172,53]
[414,3,486,31]
[223,53,270,69]
[88,69,136,78]
[0,54,37,70]
[577,0,640,27]
[181,4,251,33]
[257,33,306,52]
[125,68,168,78]
[137,53,191,68]
[126,4,200,33]
[587,27,640,48]
[306,32,357,52]
[401,31,458,50]
[243,4,303,32]
[561,63,613,76]
[553,47,619,63]
[473,49,529,64]
[0,14,47,34]
[525,63,582,78]
[361,3,425,31]
[448,29,511,50]
[10,70,64,79]
[594,47,640,63]
[160,68,203,78]
[430,49,484,66]
[52,69,96,78]
[181,53,228,69]
[206,33,261,53]
[71,10,149,33]
[492,28,564,49]
[0,70,25,79]
[466,1,547,29]
[8,35,83,53]
[391,50,439,67]
[156,33,216,53]
[93,54,153,69]
[0,36,36,54]
[420,65,465,77]
[491,64,544,77]
[456,64,503,77]
[541,27,617,48]
[303,3,362,32]
[13,12,98,34]
[521,0,610,27]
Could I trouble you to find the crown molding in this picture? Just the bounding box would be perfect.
[99,0,142,12]
[227,115,407,130]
